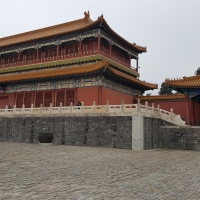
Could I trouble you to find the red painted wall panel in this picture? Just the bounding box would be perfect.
[77,87,99,105]
[102,87,133,105]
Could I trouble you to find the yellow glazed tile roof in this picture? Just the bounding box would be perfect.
[0,61,157,90]
[0,12,92,47]
[0,12,146,52]
[165,75,200,88]
[135,94,185,101]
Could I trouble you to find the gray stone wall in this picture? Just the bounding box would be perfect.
[0,115,132,149]
[159,126,200,151]
[143,117,174,150]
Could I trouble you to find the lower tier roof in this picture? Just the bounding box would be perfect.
[0,60,157,91]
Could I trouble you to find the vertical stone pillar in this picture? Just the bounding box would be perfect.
[59,103,62,113]
[121,100,124,113]
[132,116,144,150]
[93,101,96,113]
[70,102,73,113]
[136,99,141,112]
[106,101,109,112]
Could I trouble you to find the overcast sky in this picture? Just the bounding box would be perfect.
[1,0,200,95]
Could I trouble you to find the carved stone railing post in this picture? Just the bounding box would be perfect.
[136,99,141,112]
[60,103,62,114]
[152,103,155,115]
[157,105,161,116]
[40,104,43,114]
[22,104,25,114]
[170,108,173,120]
[70,102,73,113]
[106,101,109,112]
[31,104,33,114]
[93,101,96,113]
[145,101,148,113]
[121,100,124,113]
[13,105,16,115]
[81,102,84,113]
[50,103,52,113]
[5,105,8,115]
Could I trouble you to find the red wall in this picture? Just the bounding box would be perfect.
[77,87,99,105]
[77,86,134,106]
[144,100,186,119]
[0,94,16,109]
[102,87,133,105]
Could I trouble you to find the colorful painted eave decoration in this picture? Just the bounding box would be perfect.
[0,61,157,90]
[165,75,200,88]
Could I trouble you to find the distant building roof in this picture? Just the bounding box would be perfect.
[165,75,200,88]
[135,94,185,101]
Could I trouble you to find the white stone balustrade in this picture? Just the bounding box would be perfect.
[0,99,186,126]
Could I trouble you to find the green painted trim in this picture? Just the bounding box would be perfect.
[0,55,101,74]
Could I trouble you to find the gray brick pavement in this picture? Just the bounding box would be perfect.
[0,143,200,199]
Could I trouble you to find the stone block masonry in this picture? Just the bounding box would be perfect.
[160,126,200,151]
[0,115,133,149]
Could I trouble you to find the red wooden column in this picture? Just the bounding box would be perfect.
[129,54,131,68]
[192,98,195,125]
[36,48,39,62]
[79,40,82,56]
[109,43,112,58]
[136,57,139,72]
[56,45,60,60]
[18,51,21,65]
[98,36,101,54]
[185,95,190,125]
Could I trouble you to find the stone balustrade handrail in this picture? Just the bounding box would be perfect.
[0,100,185,126]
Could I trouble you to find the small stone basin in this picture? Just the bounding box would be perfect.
[38,133,54,143]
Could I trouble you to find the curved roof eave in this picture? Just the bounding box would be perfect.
[0,61,157,90]
[0,13,146,54]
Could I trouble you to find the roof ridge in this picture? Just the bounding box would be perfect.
[0,16,91,41]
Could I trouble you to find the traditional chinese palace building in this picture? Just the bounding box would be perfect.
[134,75,200,126]
[165,75,200,125]
[0,11,157,109]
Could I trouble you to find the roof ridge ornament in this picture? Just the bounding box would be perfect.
[84,11,90,22]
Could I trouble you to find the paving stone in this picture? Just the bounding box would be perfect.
[0,142,200,199]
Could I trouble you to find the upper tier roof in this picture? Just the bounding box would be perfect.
[0,11,146,53]
[165,75,200,88]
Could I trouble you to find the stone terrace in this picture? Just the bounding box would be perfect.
[0,143,200,199]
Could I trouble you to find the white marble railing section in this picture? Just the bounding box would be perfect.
[0,100,185,126]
